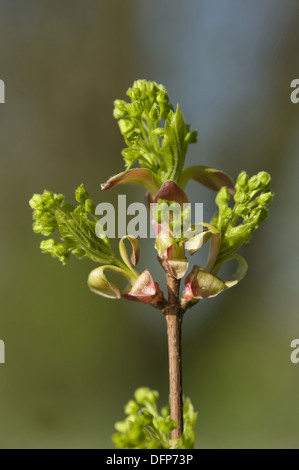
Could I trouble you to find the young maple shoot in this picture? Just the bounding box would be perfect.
[29,79,273,449]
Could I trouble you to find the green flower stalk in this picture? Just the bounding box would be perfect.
[29,79,273,449]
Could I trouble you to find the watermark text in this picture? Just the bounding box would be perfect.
[0,79,5,103]
[290,79,299,104]
[290,339,299,364]
[0,339,5,364]
[95,195,203,239]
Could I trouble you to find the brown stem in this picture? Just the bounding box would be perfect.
[164,272,183,440]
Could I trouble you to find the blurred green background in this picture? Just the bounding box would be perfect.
[0,0,298,449]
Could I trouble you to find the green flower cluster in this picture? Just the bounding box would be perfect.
[211,171,274,270]
[112,387,197,450]
[113,79,198,182]
[29,184,117,266]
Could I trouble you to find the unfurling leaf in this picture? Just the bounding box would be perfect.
[212,254,248,287]
[153,180,189,207]
[88,265,134,299]
[165,258,189,280]
[183,267,226,301]
[127,269,156,297]
[123,270,165,306]
[179,165,235,194]
[119,235,140,273]
[88,263,165,307]
[182,254,248,308]
[155,231,189,280]
[101,168,160,196]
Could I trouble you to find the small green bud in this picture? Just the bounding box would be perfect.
[248,175,263,191]
[234,204,250,218]
[115,420,130,434]
[149,103,160,121]
[152,128,164,139]
[161,105,173,120]
[73,205,85,215]
[32,209,44,221]
[65,249,75,262]
[236,171,249,191]
[185,130,198,144]
[257,171,271,188]
[138,409,153,427]
[39,225,57,237]
[122,146,141,168]
[161,406,170,418]
[40,238,55,252]
[252,206,269,224]
[85,198,95,214]
[219,205,232,219]
[113,99,127,119]
[53,243,68,258]
[153,416,172,434]
[216,187,230,206]
[40,239,69,264]
[257,191,274,205]
[157,90,172,119]
[53,193,65,206]
[75,184,89,204]
[156,89,169,105]
[126,101,143,118]
[41,190,54,205]
[125,400,140,416]
[32,221,43,233]
[161,106,175,122]
[125,129,141,145]
[147,80,159,95]
[135,387,158,405]
[29,194,43,210]
[29,190,55,213]
[127,80,147,100]
[165,109,174,122]
[37,212,57,236]
[118,118,134,135]
[127,87,140,102]
[234,191,250,204]
[135,79,147,91]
